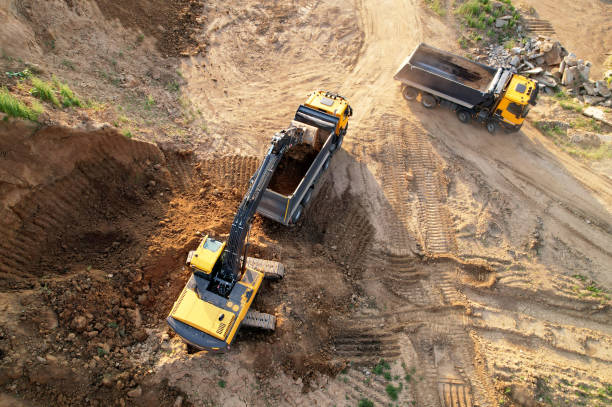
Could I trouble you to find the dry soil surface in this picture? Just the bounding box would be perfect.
[1,0,611,407]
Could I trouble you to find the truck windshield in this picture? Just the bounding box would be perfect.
[507,102,523,118]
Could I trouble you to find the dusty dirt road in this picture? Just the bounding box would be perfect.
[1,0,611,406]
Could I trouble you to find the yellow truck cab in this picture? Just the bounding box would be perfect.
[302,91,352,135]
[494,75,538,129]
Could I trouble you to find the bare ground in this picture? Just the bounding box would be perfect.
[0,0,611,406]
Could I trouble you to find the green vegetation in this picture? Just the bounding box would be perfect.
[570,117,602,133]
[144,94,155,110]
[455,0,521,46]
[108,321,118,329]
[61,59,76,70]
[535,121,612,161]
[31,77,60,106]
[373,359,391,376]
[166,81,180,92]
[58,82,82,108]
[0,88,42,120]
[217,379,226,388]
[552,90,583,113]
[97,347,108,357]
[5,68,31,79]
[385,383,402,401]
[122,130,134,139]
[357,399,374,407]
[425,0,446,16]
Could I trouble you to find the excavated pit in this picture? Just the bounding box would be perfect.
[0,121,369,404]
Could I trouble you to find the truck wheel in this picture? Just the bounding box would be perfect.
[486,121,497,134]
[302,187,314,206]
[456,109,471,124]
[322,158,330,171]
[335,135,343,151]
[402,86,418,101]
[291,205,304,224]
[421,93,436,109]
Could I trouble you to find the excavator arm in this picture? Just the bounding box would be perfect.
[197,126,304,298]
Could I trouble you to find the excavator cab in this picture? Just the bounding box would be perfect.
[186,235,225,281]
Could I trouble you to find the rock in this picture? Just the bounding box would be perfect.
[67,332,76,341]
[127,386,142,398]
[102,376,113,388]
[495,18,508,28]
[569,129,601,148]
[595,80,611,98]
[584,106,606,121]
[71,316,87,332]
[542,41,563,65]
[577,61,591,82]
[7,365,23,380]
[148,180,156,187]
[562,66,577,86]
[509,55,520,66]
[127,308,142,328]
[522,67,543,75]
[536,75,557,87]
[583,95,605,105]
[173,396,184,407]
[153,163,162,170]
[134,328,148,342]
[511,47,522,55]
[582,81,597,96]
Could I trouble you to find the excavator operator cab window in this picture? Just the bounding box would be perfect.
[203,237,223,252]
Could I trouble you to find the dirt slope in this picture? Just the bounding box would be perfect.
[1,0,611,406]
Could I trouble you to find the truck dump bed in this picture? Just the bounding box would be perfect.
[394,43,500,108]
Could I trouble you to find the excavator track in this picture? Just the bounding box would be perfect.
[242,309,276,330]
[245,256,285,280]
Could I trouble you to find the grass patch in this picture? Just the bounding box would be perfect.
[358,399,374,407]
[552,90,583,113]
[58,82,82,108]
[0,88,42,120]
[31,77,60,106]
[385,383,402,401]
[144,94,155,110]
[425,0,446,16]
[455,0,521,45]
[535,121,612,161]
[217,379,226,388]
[570,117,602,133]
[373,359,391,376]
[122,130,134,139]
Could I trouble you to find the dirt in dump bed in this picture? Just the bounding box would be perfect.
[411,45,496,91]
[268,143,319,195]
[88,0,205,57]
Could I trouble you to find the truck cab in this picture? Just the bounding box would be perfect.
[301,91,352,136]
[494,74,538,130]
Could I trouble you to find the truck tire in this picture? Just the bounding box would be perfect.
[456,109,471,124]
[421,93,436,109]
[402,86,418,101]
[291,205,304,224]
[335,135,343,151]
[486,121,497,134]
[302,187,314,206]
[322,158,330,171]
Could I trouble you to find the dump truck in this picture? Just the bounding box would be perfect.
[394,43,538,133]
[257,91,352,225]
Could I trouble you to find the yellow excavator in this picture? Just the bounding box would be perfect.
[167,91,352,352]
